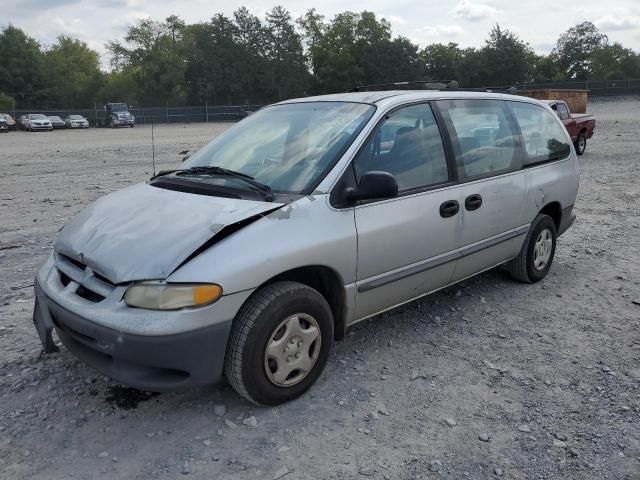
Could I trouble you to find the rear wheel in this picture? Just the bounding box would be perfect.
[575,132,586,155]
[225,281,333,405]
[507,214,557,283]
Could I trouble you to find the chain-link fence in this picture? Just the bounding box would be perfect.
[10,104,265,126]
[516,78,640,96]
[7,79,640,124]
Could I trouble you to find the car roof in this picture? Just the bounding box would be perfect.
[276,90,546,108]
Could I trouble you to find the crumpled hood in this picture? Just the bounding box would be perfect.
[54,182,282,284]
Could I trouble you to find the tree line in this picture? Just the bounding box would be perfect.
[1,6,640,110]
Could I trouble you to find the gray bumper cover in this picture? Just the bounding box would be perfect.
[34,280,232,392]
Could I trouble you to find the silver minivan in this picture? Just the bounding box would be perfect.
[33,90,578,405]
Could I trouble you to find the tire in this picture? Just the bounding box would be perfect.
[574,132,586,156]
[130,124,135,128]
[225,281,334,405]
[507,214,557,283]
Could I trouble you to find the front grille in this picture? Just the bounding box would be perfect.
[55,253,115,303]
[59,271,71,287]
[76,285,106,303]
[62,254,85,271]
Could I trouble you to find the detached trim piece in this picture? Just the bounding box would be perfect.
[357,224,530,293]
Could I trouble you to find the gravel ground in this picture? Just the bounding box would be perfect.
[1,99,639,480]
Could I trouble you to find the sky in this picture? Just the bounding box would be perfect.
[2,0,640,65]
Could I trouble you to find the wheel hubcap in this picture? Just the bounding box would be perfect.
[264,313,321,387]
[579,137,585,151]
[533,228,553,271]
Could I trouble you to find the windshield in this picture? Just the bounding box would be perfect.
[109,104,128,112]
[70,115,83,120]
[183,102,374,194]
[31,114,47,120]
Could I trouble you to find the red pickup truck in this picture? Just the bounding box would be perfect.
[544,100,595,155]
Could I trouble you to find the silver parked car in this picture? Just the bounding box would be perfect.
[33,90,578,405]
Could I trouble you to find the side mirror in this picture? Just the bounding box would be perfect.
[346,171,398,202]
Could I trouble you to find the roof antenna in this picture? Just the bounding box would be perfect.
[151,118,156,176]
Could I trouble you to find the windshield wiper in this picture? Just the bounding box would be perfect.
[152,166,274,201]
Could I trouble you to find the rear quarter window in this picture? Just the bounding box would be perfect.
[509,102,571,165]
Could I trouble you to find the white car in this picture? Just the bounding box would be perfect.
[65,115,90,129]
[25,114,53,132]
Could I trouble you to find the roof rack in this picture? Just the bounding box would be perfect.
[348,80,520,95]
[348,80,459,92]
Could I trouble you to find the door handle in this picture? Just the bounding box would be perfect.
[465,194,483,211]
[439,200,459,218]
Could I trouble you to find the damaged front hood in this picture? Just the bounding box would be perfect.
[54,183,282,283]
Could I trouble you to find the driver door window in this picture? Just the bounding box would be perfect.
[353,103,450,192]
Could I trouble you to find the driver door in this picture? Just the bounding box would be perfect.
[351,103,462,320]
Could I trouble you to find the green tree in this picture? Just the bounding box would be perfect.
[264,6,309,100]
[421,43,463,82]
[108,16,187,105]
[297,9,326,87]
[233,7,269,103]
[184,15,240,104]
[97,70,138,106]
[299,10,418,93]
[44,36,102,108]
[0,91,14,111]
[590,43,640,80]
[458,47,486,87]
[0,26,47,108]
[552,21,608,79]
[530,54,564,82]
[307,11,363,93]
[360,36,423,85]
[480,25,535,86]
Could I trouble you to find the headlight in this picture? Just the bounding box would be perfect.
[124,282,222,310]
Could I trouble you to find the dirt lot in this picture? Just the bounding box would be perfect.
[1,99,639,480]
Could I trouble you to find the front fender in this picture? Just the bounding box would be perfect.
[168,195,357,295]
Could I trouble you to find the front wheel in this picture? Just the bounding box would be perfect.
[507,214,557,283]
[225,281,333,405]
[575,132,586,156]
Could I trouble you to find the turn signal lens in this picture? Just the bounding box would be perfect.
[124,283,222,310]
[192,284,222,305]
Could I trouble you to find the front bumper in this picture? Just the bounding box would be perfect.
[33,254,252,391]
[30,124,52,130]
[35,281,230,391]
